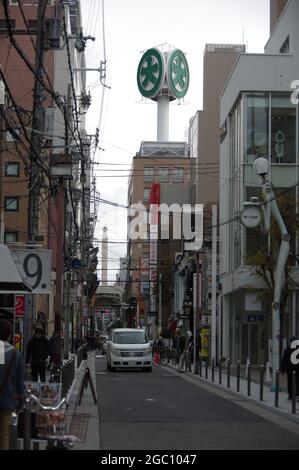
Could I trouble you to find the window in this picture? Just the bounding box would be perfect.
[245,94,269,163]
[4,231,18,244]
[144,167,154,182]
[4,197,19,212]
[172,168,184,183]
[280,36,290,54]
[5,162,19,177]
[159,168,169,182]
[143,188,151,202]
[271,94,296,163]
[0,19,15,31]
[244,187,268,262]
[27,20,37,31]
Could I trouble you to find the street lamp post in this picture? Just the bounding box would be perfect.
[253,157,290,391]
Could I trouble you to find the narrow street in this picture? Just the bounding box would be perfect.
[95,357,299,450]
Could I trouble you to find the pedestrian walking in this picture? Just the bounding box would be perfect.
[25,328,50,382]
[49,330,62,366]
[0,319,25,450]
[179,331,193,372]
[281,336,299,400]
[177,330,186,372]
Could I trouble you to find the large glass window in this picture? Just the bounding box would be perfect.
[144,167,155,182]
[143,188,151,202]
[244,187,268,262]
[271,95,296,163]
[159,168,169,182]
[172,168,184,183]
[245,94,269,163]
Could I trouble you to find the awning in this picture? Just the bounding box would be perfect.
[0,244,32,294]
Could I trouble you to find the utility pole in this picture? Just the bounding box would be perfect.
[28,0,48,242]
[25,0,48,354]
[193,252,201,374]
[158,273,162,334]
[211,205,217,364]
[0,87,5,244]
[63,84,73,359]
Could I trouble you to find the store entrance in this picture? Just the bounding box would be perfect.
[241,323,265,365]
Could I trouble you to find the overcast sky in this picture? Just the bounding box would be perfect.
[80,0,270,282]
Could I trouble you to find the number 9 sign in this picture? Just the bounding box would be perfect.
[10,249,52,294]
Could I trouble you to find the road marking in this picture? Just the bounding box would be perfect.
[145,398,156,402]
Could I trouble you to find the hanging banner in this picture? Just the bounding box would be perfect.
[149,183,160,314]
[201,329,209,358]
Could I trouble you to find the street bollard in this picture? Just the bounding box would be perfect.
[275,369,279,408]
[219,358,222,385]
[199,356,202,377]
[259,365,264,402]
[23,401,31,450]
[247,363,251,396]
[205,358,208,380]
[292,371,296,415]
[9,412,18,450]
[61,364,65,398]
[212,358,215,382]
[227,359,231,389]
[237,361,240,392]
[71,358,75,383]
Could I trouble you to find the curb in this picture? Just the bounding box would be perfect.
[162,363,299,425]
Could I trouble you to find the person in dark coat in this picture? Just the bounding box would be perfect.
[49,330,62,366]
[281,336,299,400]
[0,319,25,450]
[25,328,50,382]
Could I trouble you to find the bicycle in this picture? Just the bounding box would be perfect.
[25,392,73,450]
[158,347,168,366]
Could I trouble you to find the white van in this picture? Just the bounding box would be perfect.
[106,328,152,372]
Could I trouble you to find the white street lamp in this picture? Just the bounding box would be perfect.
[253,157,290,391]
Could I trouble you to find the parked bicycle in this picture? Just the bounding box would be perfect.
[25,392,73,450]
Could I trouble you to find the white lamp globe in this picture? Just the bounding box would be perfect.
[253,157,270,177]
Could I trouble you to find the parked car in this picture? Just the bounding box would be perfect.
[106,328,152,372]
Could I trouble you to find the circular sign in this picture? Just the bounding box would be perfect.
[137,48,165,99]
[241,206,261,229]
[71,258,82,270]
[167,49,189,99]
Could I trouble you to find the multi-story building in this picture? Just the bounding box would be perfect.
[187,44,245,359]
[0,0,96,352]
[190,44,245,209]
[219,0,299,365]
[126,141,193,337]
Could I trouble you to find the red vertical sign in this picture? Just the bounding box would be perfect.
[15,295,25,317]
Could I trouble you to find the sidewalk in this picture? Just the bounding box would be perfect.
[163,361,299,422]
[70,353,100,450]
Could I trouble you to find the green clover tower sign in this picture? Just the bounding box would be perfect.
[137,48,165,100]
[167,49,189,99]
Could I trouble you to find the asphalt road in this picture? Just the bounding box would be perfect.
[95,357,299,450]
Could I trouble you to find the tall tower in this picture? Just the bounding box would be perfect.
[101,227,108,286]
[137,45,189,142]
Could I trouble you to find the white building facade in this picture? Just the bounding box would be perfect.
[219,0,299,365]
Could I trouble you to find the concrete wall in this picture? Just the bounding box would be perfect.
[270,0,289,34]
